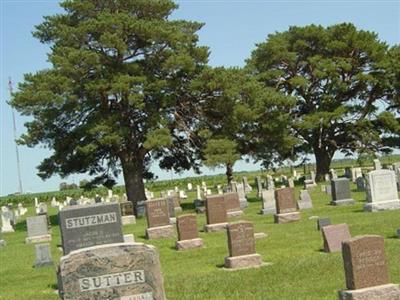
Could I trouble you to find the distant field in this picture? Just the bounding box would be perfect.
[0,178,399,300]
[1,155,399,205]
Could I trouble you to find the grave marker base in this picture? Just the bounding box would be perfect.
[146,225,175,239]
[176,238,204,251]
[204,223,228,233]
[274,212,301,224]
[363,200,400,212]
[121,215,136,225]
[338,284,400,300]
[330,199,355,206]
[260,208,275,215]
[254,232,268,239]
[224,253,262,269]
[25,234,52,244]
[227,210,243,217]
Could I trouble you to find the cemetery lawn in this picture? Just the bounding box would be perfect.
[0,181,399,300]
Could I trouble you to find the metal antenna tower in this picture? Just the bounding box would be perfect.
[8,77,23,194]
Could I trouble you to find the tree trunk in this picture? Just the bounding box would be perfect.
[120,154,147,216]
[314,146,334,181]
[226,163,234,184]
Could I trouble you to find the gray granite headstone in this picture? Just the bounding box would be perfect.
[298,190,313,210]
[167,197,176,218]
[317,218,331,231]
[330,178,354,206]
[356,177,365,191]
[27,215,48,238]
[260,190,276,215]
[58,203,124,255]
[34,243,53,268]
[58,243,166,300]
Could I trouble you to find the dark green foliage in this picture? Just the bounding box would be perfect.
[11,0,209,208]
[247,23,399,179]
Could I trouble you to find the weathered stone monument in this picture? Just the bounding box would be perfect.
[321,223,351,253]
[59,203,124,255]
[26,215,51,243]
[373,159,382,170]
[204,195,228,232]
[255,176,263,197]
[297,190,313,210]
[364,170,400,212]
[274,188,301,223]
[338,235,400,300]
[224,192,243,217]
[1,206,14,233]
[145,199,174,239]
[176,214,203,250]
[330,178,355,206]
[224,222,263,269]
[120,201,136,225]
[58,243,166,300]
[236,183,248,209]
[260,189,276,215]
[34,243,53,268]
[317,218,331,231]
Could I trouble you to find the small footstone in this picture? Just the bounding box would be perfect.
[254,232,268,239]
[224,253,263,269]
[146,225,175,239]
[123,234,135,243]
[121,215,136,225]
[176,238,204,251]
[274,212,301,224]
[204,223,228,232]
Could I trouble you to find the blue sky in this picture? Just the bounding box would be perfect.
[1,0,399,196]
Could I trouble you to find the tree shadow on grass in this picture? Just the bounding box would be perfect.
[14,220,27,232]
[49,214,59,226]
[181,202,195,211]
[247,197,261,203]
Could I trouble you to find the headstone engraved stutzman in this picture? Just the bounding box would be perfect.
[338,235,400,300]
[274,188,301,224]
[204,195,228,232]
[59,203,124,255]
[175,214,203,250]
[145,199,174,239]
[58,243,166,300]
[224,222,263,269]
[364,170,400,212]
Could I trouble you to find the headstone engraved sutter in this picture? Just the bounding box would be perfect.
[224,222,263,269]
[338,235,400,300]
[260,189,276,215]
[26,215,51,243]
[59,203,124,255]
[321,223,351,253]
[58,243,166,300]
[204,195,228,232]
[175,214,203,250]
[274,188,301,224]
[297,190,313,210]
[34,243,53,268]
[330,178,355,206]
[364,170,400,212]
[145,199,174,239]
[224,192,243,217]
[120,201,136,225]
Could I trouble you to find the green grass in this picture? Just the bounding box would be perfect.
[0,180,399,300]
